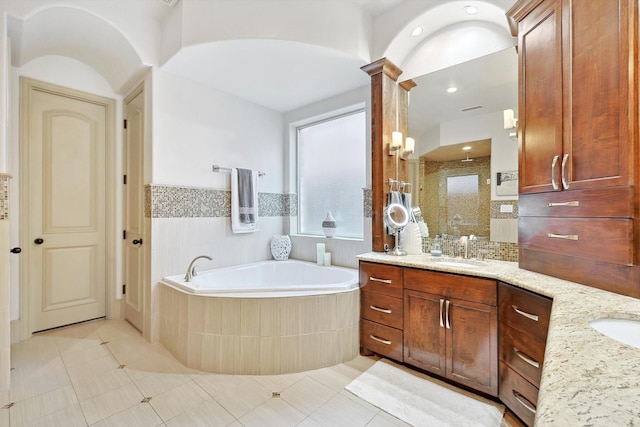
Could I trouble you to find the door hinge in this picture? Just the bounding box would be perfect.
[123,174,127,185]
[123,119,127,129]
[123,230,126,240]
[122,284,126,295]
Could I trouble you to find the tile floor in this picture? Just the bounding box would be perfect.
[1,319,412,427]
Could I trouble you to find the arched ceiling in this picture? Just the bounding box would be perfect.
[8,5,148,93]
[4,0,517,113]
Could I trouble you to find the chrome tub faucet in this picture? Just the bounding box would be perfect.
[185,255,212,282]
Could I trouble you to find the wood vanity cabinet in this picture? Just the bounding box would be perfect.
[403,268,498,396]
[359,261,404,361]
[498,282,552,427]
[508,0,640,297]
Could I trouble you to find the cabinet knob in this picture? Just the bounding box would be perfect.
[10,247,21,254]
[34,238,44,245]
[132,239,143,245]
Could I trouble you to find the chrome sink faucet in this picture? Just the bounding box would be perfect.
[185,255,212,282]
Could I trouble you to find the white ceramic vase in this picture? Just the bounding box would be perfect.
[270,235,292,260]
[322,211,337,238]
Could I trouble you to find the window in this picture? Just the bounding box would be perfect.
[297,110,366,239]
[446,174,480,227]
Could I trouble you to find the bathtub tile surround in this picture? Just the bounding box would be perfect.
[158,284,360,375]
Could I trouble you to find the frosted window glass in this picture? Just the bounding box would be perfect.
[298,110,366,238]
[447,174,479,226]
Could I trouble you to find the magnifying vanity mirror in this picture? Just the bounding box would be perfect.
[384,203,409,256]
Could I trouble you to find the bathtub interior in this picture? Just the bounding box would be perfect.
[162,259,358,294]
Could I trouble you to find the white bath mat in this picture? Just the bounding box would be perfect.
[345,359,504,427]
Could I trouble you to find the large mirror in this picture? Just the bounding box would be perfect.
[404,47,519,243]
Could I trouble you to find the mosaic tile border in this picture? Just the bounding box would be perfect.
[146,184,291,218]
[490,200,519,219]
[147,185,365,219]
[422,237,518,262]
[0,174,11,220]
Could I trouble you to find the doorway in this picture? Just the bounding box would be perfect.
[123,85,145,332]
[20,78,116,336]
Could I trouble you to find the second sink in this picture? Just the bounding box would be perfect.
[589,318,640,349]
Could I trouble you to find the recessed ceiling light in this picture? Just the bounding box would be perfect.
[411,26,424,37]
[464,5,478,15]
[463,146,472,151]
[446,87,458,93]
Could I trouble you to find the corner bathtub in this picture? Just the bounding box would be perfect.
[158,259,360,375]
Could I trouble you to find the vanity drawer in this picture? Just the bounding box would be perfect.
[519,217,634,266]
[361,291,403,329]
[519,187,634,218]
[359,262,403,298]
[499,283,551,336]
[500,324,546,388]
[361,319,403,361]
[404,268,497,306]
[499,362,538,427]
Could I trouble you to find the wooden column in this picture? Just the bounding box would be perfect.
[362,58,416,252]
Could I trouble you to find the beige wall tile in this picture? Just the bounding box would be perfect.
[200,334,221,373]
[240,299,261,337]
[221,299,242,336]
[203,298,223,334]
[220,335,241,374]
[240,336,260,375]
[259,299,282,337]
[259,336,281,375]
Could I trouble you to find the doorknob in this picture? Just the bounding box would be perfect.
[132,239,143,245]
[10,247,21,254]
[34,238,44,245]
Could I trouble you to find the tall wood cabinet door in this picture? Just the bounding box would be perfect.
[403,290,446,376]
[563,0,636,191]
[447,298,499,396]
[518,0,563,195]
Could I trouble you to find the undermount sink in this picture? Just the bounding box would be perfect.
[589,318,640,349]
[431,259,485,269]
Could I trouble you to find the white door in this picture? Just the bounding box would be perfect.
[123,88,145,332]
[24,79,109,333]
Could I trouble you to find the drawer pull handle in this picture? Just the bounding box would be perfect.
[439,299,445,328]
[547,233,579,241]
[369,277,392,284]
[513,390,537,414]
[369,305,392,314]
[547,201,579,207]
[551,155,560,190]
[514,348,541,369]
[369,334,392,345]
[445,300,451,329]
[512,305,539,322]
[561,153,570,189]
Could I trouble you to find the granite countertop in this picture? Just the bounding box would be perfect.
[357,252,640,427]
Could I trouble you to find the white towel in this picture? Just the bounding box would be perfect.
[231,168,258,233]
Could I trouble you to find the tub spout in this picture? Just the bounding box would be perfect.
[185,255,212,282]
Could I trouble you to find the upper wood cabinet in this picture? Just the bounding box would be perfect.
[512,0,637,195]
[509,0,640,297]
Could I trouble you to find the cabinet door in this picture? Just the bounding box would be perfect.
[518,0,563,194]
[403,290,446,376]
[564,0,635,191]
[447,297,498,396]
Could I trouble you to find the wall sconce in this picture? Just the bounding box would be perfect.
[403,137,415,157]
[503,109,518,141]
[390,131,403,155]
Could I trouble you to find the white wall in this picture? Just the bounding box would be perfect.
[9,55,123,322]
[151,69,284,193]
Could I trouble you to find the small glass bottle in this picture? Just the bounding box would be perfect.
[431,239,442,257]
